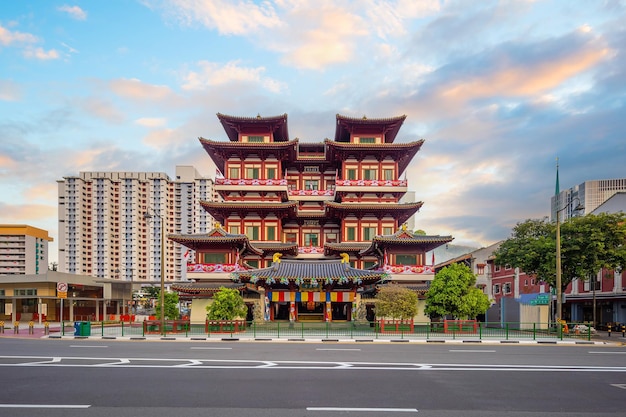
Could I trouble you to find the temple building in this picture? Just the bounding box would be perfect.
[169,113,453,323]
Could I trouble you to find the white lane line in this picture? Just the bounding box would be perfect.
[0,404,91,408]
[611,384,626,389]
[316,348,361,351]
[70,345,108,348]
[449,350,496,353]
[589,351,626,354]
[307,407,417,412]
[190,347,232,350]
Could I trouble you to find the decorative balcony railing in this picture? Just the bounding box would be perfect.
[378,264,435,274]
[215,178,288,186]
[289,189,334,196]
[298,246,324,254]
[187,263,244,273]
[337,180,407,187]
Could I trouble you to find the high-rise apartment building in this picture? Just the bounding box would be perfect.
[551,178,626,222]
[0,225,53,276]
[57,166,216,282]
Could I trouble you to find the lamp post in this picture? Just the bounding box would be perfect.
[144,209,165,336]
[555,196,583,322]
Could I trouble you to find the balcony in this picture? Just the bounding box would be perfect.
[288,189,335,201]
[376,264,436,281]
[214,178,288,194]
[186,263,245,280]
[335,179,407,194]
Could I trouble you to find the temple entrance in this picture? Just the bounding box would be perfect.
[297,301,324,322]
[272,302,290,320]
[332,302,351,321]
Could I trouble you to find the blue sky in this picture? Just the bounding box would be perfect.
[2,0,625,263]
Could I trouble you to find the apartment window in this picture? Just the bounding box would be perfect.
[305,180,319,190]
[246,168,260,179]
[246,226,260,240]
[363,227,377,240]
[15,289,38,296]
[359,137,376,143]
[346,227,356,241]
[493,284,501,294]
[266,226,276,241]
[229,167,240,179]
[304,233,318,246]
[495,265,501,272]
[524,279,528,287]
[266,168,276,179]
[503,283,512,294]
[346,169,357,180]
[383,169,394,180]
[363,169,378,180]
[248,136,264,142]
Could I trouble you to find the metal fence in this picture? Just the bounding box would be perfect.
[60,320,596,341]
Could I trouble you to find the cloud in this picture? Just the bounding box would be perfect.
[23,46,60,60]
[0,80,22,101]
[78,97,126,123]
[182,60,285,93]
[109,78,175,101]
[135,117,168,127]
[0,201,57,222]
[0,24,38,46]
[146,0,281,35]
[58,5,88,20]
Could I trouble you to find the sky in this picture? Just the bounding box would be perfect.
[1,0,626,264]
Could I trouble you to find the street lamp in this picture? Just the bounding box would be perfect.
[114,267,134,315]
[555,196,583,322]
[144,209,165,336]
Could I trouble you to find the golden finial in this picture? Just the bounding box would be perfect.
[273,252,283,263]
[340,252,350,263]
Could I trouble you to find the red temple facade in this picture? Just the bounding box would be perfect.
[169,113,453,323]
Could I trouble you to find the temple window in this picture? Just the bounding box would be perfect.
[383,226,393,235]
[325,233,337,243]
[363,169,377,180]
[305,180,319,190]
[247,260,259,268]
[304,233,318,246]
[363,260,376,269]
[247,135,264,143]
[396,254,417,265]
[266,226,276,241]
[359,137,376,144]
[229,225,240,234]
[285,233,297,243]
[246,225,260,240]
[246,167,260,179]
[346,227,356,241]
[363,227,377,240]
[229,167,240,179]
[202,253,227,264]
[266,168,276,179]
[383,169,394,180]
[346,169,357,180]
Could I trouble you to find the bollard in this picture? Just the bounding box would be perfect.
[14,321,19,334]
[0,320,4,334]
[44,321,50,335]
[608,323,612,337]
[622,325,625,338]
[29,321,34,334]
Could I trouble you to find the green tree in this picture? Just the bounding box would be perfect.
[494,213,626,291]
[206,287,248,320]
[425,263,490,319]
[155,291,180,320]
[375,284,418,320]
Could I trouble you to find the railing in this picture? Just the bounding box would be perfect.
[289,189,334,196]
[215,178,288,186]
[378,265,435,274]
[336,180,407,187]
[187,263,243,273]
[55,321,596,341]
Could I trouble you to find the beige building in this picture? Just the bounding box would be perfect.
[0,224,53,276]
[57,166,217,283]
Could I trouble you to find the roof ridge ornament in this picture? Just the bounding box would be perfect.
[273,252,283,263]
[340,252,349,263]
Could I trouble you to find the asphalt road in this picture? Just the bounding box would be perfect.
[0,338,625,417]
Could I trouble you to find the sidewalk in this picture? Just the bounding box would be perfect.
[1,322,622,345]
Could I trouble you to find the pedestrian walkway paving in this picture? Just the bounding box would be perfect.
[1,322,623,345]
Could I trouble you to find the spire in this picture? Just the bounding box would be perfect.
[555,157,560,196]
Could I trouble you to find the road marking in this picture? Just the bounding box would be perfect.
[70,345,108,348]
[307,407,417,412]
[610,384,626,389]
[316,348,361,351]
[589,351,626,354]
[190,347,232,350]
[449,350,496,353]
[0,404,91,408]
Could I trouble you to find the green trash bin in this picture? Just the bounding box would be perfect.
[80,321,91,336]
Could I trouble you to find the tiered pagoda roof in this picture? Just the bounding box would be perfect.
[217,113,289,142]
[168,227,263,256]
[324,201,423,224]
[199,201,298,223]
[325,139,424,175]
[334,114,407,143]
[360,227,454,256]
